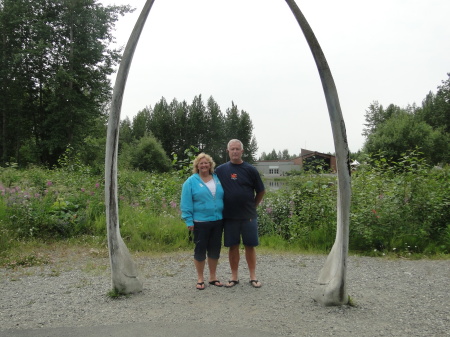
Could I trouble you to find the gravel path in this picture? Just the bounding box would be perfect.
[0,247,449,337]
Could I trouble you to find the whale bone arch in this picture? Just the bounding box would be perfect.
[105,0,351,305]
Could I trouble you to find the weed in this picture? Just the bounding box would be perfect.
[0,155,449,256]
[107,288,130,299]
[347,295,357,307]
[3,253,50,269]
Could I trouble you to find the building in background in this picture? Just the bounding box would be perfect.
[254,149,337,176]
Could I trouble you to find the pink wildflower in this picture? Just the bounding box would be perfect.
[372,209,380,218]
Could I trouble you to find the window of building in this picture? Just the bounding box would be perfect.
[269,167,279,175]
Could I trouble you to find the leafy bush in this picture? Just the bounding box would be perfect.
[258,174,337,251]
[0,166,103,239]
[350,150,449,254]
[0,149,448,256]
[257,150,449,255]
[127,135,172,173]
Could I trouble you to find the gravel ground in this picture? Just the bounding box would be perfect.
[0,247,449,337]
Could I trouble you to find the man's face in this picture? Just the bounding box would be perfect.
[228,142,244,162]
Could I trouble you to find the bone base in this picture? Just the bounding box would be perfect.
[110,236,143,294]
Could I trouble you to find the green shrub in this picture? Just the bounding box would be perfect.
[0,149,448,256]
[258,175,337,251]
[128,135,172,173]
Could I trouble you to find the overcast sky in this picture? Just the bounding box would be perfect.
[99,0,449,157]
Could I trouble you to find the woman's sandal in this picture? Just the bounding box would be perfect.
[249,279,262,288]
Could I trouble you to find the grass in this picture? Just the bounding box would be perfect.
[347,295,357,307]
[2,234,448,271]
[1,159,449,257]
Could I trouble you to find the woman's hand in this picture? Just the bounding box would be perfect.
[188,225,194,231]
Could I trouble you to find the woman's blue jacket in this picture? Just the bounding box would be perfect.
[180,173,224,227]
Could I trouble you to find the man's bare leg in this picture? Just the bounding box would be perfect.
[245,245,261,287]
[225,244,240,286]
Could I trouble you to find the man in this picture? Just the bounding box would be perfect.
[215,139,265,288]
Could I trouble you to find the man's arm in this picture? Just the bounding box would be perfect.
[254,190,265,207]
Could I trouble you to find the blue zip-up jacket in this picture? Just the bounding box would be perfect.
[180,173,224,227]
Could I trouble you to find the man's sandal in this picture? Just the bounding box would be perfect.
[249,280,262,288]
[196,282,205,290]
[224,280,239,288]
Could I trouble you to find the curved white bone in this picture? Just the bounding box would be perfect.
[105,0,351,302]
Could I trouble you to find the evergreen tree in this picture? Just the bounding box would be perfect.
[362,101,401,138]
[0,0,132,166]
[188,95,207,152]
[171,99,190,160]
[223,102,256,162]
[417,74,450,134]
[127,95,257,165]
[132,107,151,139]
[205,96,225,163]
[119,117,133,150]
[246,136,259,163]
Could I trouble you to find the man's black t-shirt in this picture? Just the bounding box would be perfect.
[215,161,265,219]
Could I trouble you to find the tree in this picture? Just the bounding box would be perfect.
[187,95,207,153]
[171,99,190,160]
[79,117,107,174]
[246,137,259,163]
[362,101,401,138]
[237,110,255,162]
[364,111,449,165]
[149,97,175,155]
[364,74,450,164]
[119,117,134,148]
[128,135,171,173]
[417,74,450,134]
[0,0,132,167]
[223,102,256,162]
[434,74,450,134]
[224,102,240,141]
[132,107,151,140]
[267,149,278,160]
[204,96,225,163]
[126,95,257,165]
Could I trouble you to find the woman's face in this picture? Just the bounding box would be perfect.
[197,158,211,174]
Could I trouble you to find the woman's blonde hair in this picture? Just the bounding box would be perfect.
[192,152,216,174]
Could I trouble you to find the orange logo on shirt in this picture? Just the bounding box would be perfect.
[231,173,237,180]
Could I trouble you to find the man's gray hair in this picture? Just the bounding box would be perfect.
[227,139,244,150]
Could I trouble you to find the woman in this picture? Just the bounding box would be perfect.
[180,153,224,290]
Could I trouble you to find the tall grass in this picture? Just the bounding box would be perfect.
[258,151,449,256]
[0,150,448,260]
[92,204,190,252]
